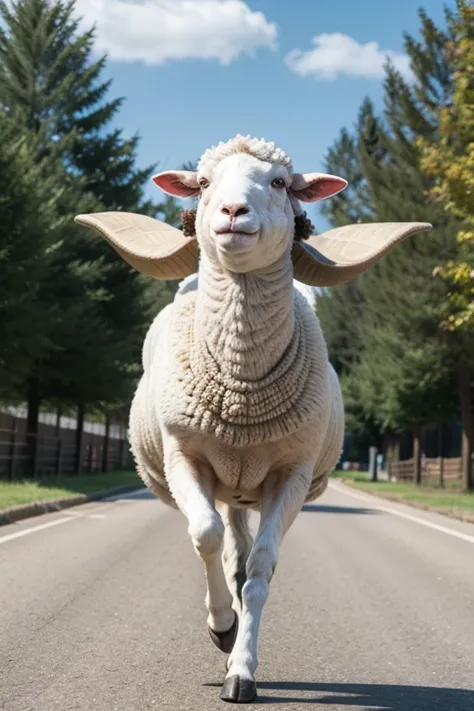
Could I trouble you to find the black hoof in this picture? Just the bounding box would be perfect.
[220,675,257,704]
[208,612,238,654]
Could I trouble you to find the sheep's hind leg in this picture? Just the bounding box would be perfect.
[221,465,313,704]
[165,454,237,653]
[220,505,253,615]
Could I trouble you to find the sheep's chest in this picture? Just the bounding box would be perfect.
[158,291,330,453]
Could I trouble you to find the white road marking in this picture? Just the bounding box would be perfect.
[0,517,75,545]
[0,490,149,545]
[329,480,474,545]
[63,511,107,520]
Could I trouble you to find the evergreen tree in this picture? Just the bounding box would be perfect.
[319,5,465,475]
[0,0,160,438]
[0,112,59,399]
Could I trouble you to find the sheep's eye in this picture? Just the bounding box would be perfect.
[271,177,286,189]
[199,177,210,189]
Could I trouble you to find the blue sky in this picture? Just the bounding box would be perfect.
[76,0,449,230]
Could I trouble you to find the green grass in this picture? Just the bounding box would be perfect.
[345,479,474,518]
[0,470,141,509]
[330,469,370,482]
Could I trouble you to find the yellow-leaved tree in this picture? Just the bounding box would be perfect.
[418,0,474,490]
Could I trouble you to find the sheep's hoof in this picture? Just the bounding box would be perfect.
[208,612,238,654]
[220,675,257,704]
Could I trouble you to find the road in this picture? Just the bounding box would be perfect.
[0,482,473,711]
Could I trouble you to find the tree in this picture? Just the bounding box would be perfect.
[0,0,156,440]
[319,5,466,478]
[418,0,474,490]
[0,112,60,399]
[318,100,387,457]
[321,98,382,227]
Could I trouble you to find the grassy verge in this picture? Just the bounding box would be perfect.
[0,470,141,509]
[336,477,474,522]
[330,469,370,482]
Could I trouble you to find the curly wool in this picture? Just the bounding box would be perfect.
[162,290,327,448]
[197,134,293,175]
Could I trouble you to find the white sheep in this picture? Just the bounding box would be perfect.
[76,134,431,704]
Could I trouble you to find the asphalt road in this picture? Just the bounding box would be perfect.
[1,481,473,711]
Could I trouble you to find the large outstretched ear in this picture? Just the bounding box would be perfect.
[74,212,199,280]
[290,172,348,202]
[152,170,200,198]
[292,222,432,286]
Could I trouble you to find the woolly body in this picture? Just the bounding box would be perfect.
[129,273,344,509]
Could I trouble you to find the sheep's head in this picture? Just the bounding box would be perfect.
[75,135,432,287]
[152,135,347,273]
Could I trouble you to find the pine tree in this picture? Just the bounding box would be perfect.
[317,99,385,454]
[359,5,470,478]
[0,112,60,399]
[321,98,382,227]
[319,5,466,476]
[0,0,157,441]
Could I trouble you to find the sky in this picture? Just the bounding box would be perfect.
[74,0,450,231]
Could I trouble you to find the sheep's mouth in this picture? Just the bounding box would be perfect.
[213,228,259,253]
[214,227,259,236]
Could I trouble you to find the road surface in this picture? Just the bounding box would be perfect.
[0,481,473,710]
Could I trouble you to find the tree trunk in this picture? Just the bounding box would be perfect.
[26,377,41,477]
[458,366,473,493]
[438,424,444,489]
[75,403,85,475]
[26,377,40,436]
[413,427,422,485]
[102,414,111,473]
[369,446,378,482]
[55,407,62,437]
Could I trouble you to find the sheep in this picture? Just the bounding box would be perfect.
[75,134,431,704]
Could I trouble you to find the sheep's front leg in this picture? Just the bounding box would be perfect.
[221,464,313,704]
[165,452,237,652]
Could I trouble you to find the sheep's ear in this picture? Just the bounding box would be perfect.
[74,211,199,280]
[290,172,347,203]
[152,170,200,198]
[292,222,432,286]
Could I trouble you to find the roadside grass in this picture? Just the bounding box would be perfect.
[331,469,474,521]
[0,470,141,509]
[347,480,474,513]
[330,469,370,482]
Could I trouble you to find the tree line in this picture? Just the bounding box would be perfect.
[0,0,181,449]
[317,0,474,490]
[0,1,472,489]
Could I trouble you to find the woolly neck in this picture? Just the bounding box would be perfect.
[165,251,327,448]
[195,251,295,381]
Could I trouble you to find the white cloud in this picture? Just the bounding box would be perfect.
[286,33,413,81]
[75,0,277,65]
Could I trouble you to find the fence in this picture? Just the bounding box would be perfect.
[0,408,132,480]
[388,456,463,485]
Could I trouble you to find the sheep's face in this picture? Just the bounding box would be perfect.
[153,149,346,273]
[196,152,295,272]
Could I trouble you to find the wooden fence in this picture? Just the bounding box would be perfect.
[0,408,132,480]
[388,456,463,485]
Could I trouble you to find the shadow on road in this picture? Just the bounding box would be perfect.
[301,504,379,515]
[250,681,474,708]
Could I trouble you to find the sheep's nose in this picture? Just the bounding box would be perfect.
[220,203,250,217]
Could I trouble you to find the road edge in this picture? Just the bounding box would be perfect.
[339,480,474,525]
[0,484,143,527]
